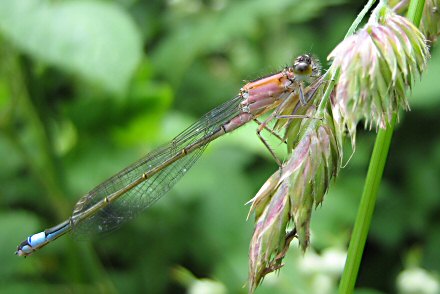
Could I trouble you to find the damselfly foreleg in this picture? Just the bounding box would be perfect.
[253,118,287,144]
[254,90,302,167]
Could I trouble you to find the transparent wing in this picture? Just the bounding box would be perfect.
[71,95,243,237]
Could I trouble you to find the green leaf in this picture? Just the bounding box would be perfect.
[0,0,142,94]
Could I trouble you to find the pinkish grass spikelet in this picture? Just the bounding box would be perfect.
[328,4,429,144]
[391,0,440,43]
[247,107,340,292]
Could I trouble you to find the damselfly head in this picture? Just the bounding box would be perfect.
[292,54,321,81]
[15,240,31,257]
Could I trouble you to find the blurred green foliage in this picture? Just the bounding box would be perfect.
[0,0,439,293]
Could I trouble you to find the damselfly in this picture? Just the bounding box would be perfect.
[16,54,322,257]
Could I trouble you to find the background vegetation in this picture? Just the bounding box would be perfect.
[0,0,439,293]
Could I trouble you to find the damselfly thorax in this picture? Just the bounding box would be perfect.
[223,54,321,133]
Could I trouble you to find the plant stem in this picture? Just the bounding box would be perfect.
[345,0,377,38]
[3,48,69,218]
[317,0,376,115]
[1,45,116,293]
[338,116,396,294]
[338,0,425,293]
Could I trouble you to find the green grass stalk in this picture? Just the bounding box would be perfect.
[338,0,425,293]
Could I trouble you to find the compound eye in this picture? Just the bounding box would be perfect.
[293,54,313,76]
[295,62,310,73]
